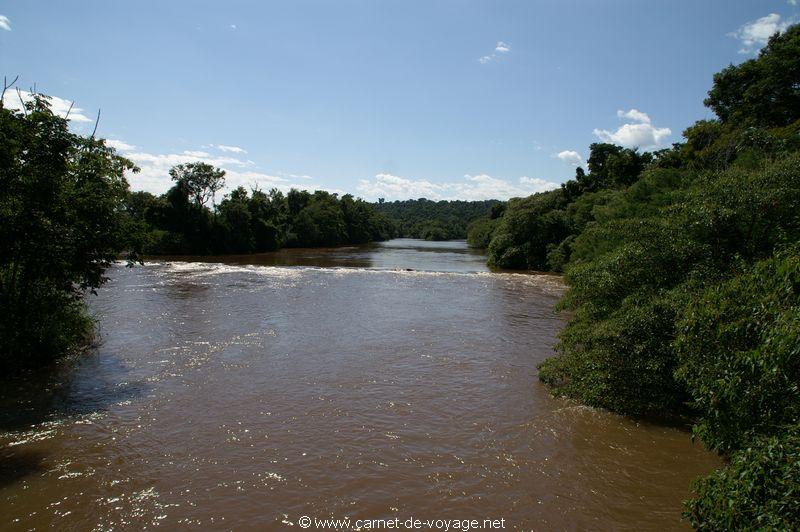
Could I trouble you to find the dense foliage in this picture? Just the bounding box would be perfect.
[373,198,501,241]
[487,25,800,528]
[487,144,654,271]
[0,93,137,367]
[684,426,800,530]
[127,181,396,255]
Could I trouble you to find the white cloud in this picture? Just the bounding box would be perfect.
[116,142,338,198]
[593,108,671,150]
[730,13,791,54]
[356,173,558,201]
[106,139,136,151]
[182,150,211,158]
[2,90,94,122]
[495,41,511,53]
[229,24,237,30]
[554,150,584,166]
[212,144,247,154]
[478,41,511,64]
[789,0,797,6]
[0,15,10,31]
[616,108,650,124]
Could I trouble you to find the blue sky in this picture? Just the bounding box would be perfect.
[1,1,797,200]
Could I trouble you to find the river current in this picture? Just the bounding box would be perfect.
[0,239,720,530]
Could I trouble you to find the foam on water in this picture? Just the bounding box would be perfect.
[140,260,566,294]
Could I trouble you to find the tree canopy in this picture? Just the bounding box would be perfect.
[0,92,138,366]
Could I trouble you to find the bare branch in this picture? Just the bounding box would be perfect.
[91,108,101,138]
[15,87,27,116]
[64,101,75,121]
[1,74,19,106]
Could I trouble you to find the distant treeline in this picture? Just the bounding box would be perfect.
[372,198,502,241]
[126,175,396,255]
[478,25,800,528]
[125,175,505,254]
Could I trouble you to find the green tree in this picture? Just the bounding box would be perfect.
[0,92,137,366]
[705,24,800,128]
[466,217,499,249]
[169,162,226,208]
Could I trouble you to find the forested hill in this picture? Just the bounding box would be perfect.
[372,198,502,240]
[483,25,800,528]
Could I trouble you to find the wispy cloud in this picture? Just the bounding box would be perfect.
[494,41,511,53]
[729,13,792,54]
[0,15,11,31]
[2,89,94,123]
[478,41,511,64]
[211,144,247,154]
[593,108,671,150]
[554,150,583,167]
[357,172,557,201]
[106,139,137,151]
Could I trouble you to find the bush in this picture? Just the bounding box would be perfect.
[685,426,800,531]
[487,190,569,270]
[466,217,499,248]
[675,251,800,454]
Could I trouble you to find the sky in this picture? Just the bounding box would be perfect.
[0,1,797,201]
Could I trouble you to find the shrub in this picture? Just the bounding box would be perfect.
[685,426,800,531]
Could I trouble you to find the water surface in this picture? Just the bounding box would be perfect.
[0,239,719,530]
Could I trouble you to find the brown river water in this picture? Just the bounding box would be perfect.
[0,239,720,530]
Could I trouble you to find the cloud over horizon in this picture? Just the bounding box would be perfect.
[593,108,671,150]
[2,90,94,123]
[109,140,332,197]
[357,172,558,201]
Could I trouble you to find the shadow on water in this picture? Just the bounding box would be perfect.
[148,239,486,270]
[0,351,149,433]
[0,448,46,488]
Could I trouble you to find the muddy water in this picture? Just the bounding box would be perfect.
[0,239,719,530]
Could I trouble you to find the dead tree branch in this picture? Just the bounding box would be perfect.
[1,75,19,106]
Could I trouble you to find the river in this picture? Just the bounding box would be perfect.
[0,239,720,530]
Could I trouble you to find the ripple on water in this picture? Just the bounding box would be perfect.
[1,242,718,530]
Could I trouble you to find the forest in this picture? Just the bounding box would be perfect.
[372,198,501,241]
[481,25,800,529]
[124,175,499,254]
[126,177,396,255]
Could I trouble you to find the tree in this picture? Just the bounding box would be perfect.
[705,24,800,128]
[0,91,137,366]
[169,162,226,208]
